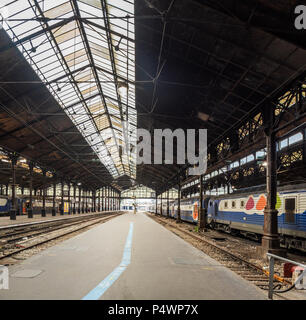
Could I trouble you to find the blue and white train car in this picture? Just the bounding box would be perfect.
[170,196,201,223]
[207,184,306,251]
[0,196,11,215]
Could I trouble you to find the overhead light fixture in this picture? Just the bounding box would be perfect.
[197,111,213,122]
[118,81,128,98]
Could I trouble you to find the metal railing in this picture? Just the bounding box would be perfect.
[267,253,306,299]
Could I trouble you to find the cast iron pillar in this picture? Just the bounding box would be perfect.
[67,182,71,214]
[93,190,96,212]
[258,105,284,258]
[112,189,115,211]
[155,193,158,215]
[177,178,181,223]
[85,190,88,213]
[107,187,110,211]
[101,187,104,211]
[10,155,18,220]
[93,190,95,212]
[72,184,75,214]
[167,190,170,218]
[111,187,113,211]
[52,179,56,216]
[98,189,101,212]
[160,193,162,215]
[41,169,46,217]
[60,180,64,215]
[28,162,34,218]
[199,174,207,231]
[78,186,81,214]
[82,189,85,213]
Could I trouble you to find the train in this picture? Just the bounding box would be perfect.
[156,184,306,252]
[0,195,81,216]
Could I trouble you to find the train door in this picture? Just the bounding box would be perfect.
[283,195,297,225]
[214,201,218,217]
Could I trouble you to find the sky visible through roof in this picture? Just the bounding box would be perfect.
[1,0,137,180]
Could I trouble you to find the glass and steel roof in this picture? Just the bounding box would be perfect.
[1,0,137,179]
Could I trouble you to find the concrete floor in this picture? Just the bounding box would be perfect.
[0,212,267,300]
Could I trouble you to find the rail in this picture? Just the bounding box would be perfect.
[267,253,306,299]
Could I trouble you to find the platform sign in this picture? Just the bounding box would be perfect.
[0,265,8,290]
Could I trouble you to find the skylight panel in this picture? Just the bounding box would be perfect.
[3,0,136,179]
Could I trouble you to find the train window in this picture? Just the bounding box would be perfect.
[224,201,228,208]
[232,201,236,208]
[285,198,296,223]
[240,201,245,208]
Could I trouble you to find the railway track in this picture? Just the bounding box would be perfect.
[0,212,122,262]
[148,213,292,291]
[0,213,114,241]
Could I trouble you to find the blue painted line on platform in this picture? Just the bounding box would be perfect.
[82,222,134,300]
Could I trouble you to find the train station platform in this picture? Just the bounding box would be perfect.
[0,211,266,300]
[0,211,113,229]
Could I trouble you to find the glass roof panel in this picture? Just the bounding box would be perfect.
[2,0,136,179]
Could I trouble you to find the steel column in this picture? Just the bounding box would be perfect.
[98,189,101,212]
[85,190,88,212]
[60,180,64,215]
[160,193,162,215]
[167,190,170,218]
[28,162,34,218]
[9,156,17,220]
[177,178,181,223]
[155,193,158,215]
[101,187,104,211]
[199,174,207,231]
[259,105,283,258]
[67,182,71,214]
[41,169,46,217]
[261,129,280,253]
[82,189,85,213]
[73,184,76,214]
[52,180,56,216]
[107,187,110,211]
[78,186,81,214]
[93,190,96,212]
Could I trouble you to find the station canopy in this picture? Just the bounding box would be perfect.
[1,0,137,179]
